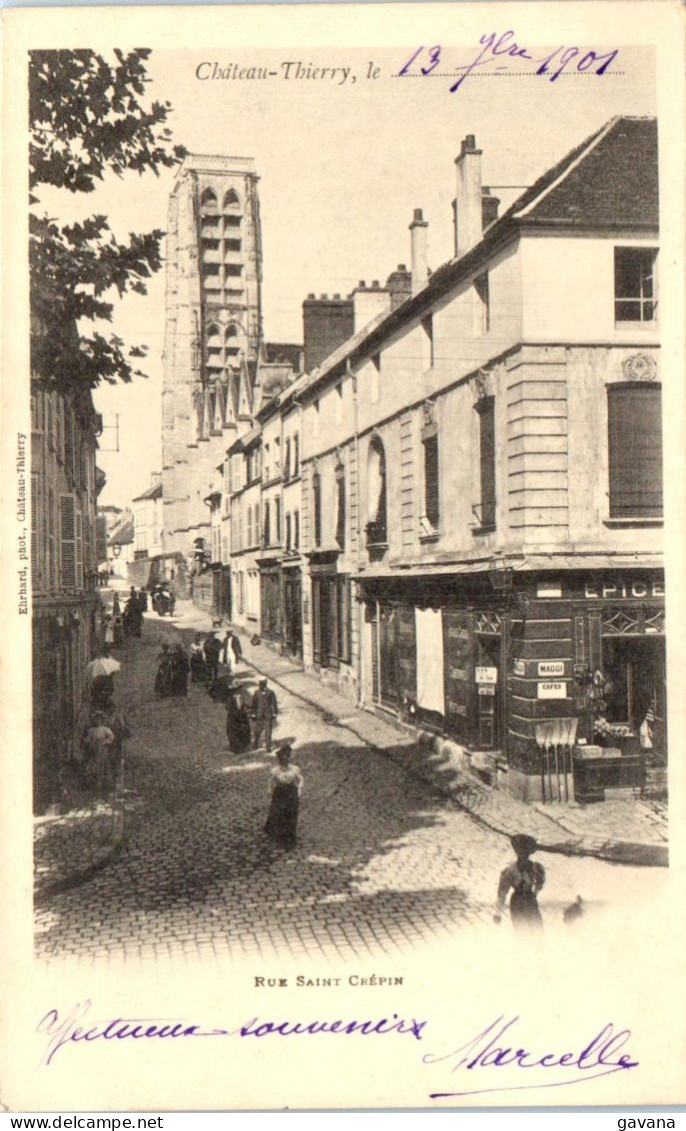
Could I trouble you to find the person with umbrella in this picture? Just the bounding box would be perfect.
[264,744,303,848]
[495,834,546,931]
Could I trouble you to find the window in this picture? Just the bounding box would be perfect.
[285,513,292,552]
[423,432,439,529]
[284,438,291,481]
[366,437,387,546]
[294,510,300,549]
[275,497,281,542]
[312,575,351,669]
[337,575,351,663]
[263,443,270,481]
[313,469,322,547]
[263,500,271,547]
[607,383,663,518]
[475,397,496,529]
[274,437,281,475]
[614,248,658,324]
[335,462,346,549]
[474,273,490,334]
[293,433,300,476]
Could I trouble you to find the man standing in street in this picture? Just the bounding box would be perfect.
[250,678,278,752]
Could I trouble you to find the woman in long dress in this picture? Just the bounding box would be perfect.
[154,644,173,698]
[225,681,251,753]
[170,643,190,697]
[264,745,303,848]
[495,834,546,931]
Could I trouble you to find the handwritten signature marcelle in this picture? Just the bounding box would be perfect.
[399,33,620,92]
[423,1014,639,1098]
[38,1003,639,1099]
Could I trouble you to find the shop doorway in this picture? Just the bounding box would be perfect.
[602,635,667,758]
[476,634,504,750]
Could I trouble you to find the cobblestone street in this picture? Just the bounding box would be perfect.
[35,610,667,964]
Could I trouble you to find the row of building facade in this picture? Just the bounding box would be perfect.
[158,117,666,804]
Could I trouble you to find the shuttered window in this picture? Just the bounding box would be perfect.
[75,508,83,588]
[47,486,56,588]
[285,513,292,552]
[608,383,663,518]
[263,500,271,547]
[275,497,281,542]
[335,465,346,549]
[337,575,351,663]
[294,510,300,549]
[423,434,439,528]
[313,471,322,547]
[293,433,300,476]
[476,397,496,528]
[60,494,77,588]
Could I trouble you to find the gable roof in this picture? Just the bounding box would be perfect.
[511,116,658,229]
[132,481,163,502]
[108,519,134,546]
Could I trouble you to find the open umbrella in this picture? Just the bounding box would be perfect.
[85,656,121,680]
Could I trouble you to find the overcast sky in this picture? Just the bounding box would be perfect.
[57,44,655,507]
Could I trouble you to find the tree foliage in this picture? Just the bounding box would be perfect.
[30,49,186,390]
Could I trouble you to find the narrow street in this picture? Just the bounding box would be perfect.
[36,608,665,964]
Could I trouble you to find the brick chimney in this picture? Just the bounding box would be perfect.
[454,134,483,257]
[385,264,412,310]
[409,209,429,295]
[302,294,355,372]
[352,280,391,332]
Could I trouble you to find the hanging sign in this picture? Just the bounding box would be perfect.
[475,666,498,684]
[537,681,568,699]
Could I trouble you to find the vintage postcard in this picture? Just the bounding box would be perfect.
[1,0,685,1112]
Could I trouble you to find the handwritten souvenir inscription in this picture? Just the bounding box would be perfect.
[423,1015,639,1099]
[399,33,620,92]
[36,1002,426,1067]
[38,1004,639,1100]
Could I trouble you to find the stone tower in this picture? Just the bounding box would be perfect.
[161,155,263,558]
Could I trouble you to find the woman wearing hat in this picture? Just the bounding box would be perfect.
[225,679,251,754]
[495,834,546,930]
[264,745,303,848]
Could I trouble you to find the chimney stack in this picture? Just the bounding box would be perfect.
[481,187,500,230]
[352,281,391,333]
[409,208,429,295]
[454,134,483,257]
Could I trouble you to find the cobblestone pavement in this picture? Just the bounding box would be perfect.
[35,611,667,964]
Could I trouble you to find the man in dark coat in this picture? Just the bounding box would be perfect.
[250,678,278,752]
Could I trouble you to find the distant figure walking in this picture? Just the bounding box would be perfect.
[250,678,278,752]
[495,834,546,931]
[154,643,174,698]
[190,633,207,683]
[264,744,303,848]
[170,642,190,697]
[225,680,252,753]
[222,626,243,669]
[203,631,222,692]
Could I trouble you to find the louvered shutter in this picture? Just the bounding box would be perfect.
[424,435,439,527]
[313,472,322,547]
[75,509,83,587]
[336,472,346,548]
[477,397,496,527]
[608,384,663,518]
[60,494,77,588]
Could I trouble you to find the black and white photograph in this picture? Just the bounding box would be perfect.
[2,0,685,1112]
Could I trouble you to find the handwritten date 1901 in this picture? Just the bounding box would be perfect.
[399,33,620,93]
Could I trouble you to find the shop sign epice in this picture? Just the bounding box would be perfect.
[584,577,664,600]
[537,681,568,699]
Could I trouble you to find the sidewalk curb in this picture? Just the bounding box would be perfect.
[241,639,669,870]
[34,833,126,907]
